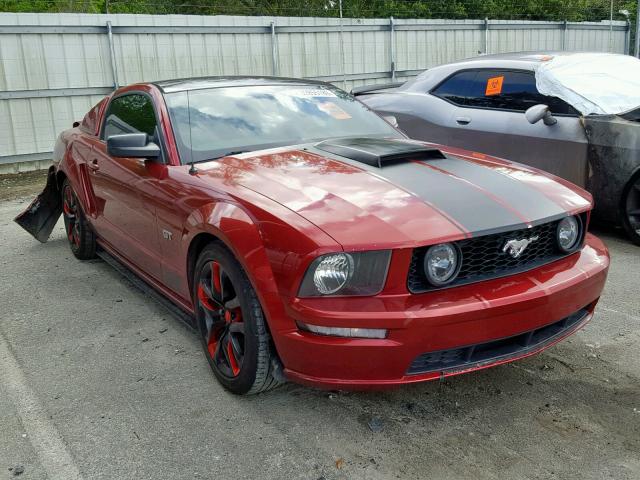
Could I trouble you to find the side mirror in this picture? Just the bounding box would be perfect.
[107,133,161,159]
[525,104,557,126]
[383,115,399,128]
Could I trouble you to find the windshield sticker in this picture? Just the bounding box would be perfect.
[289,88,337,98]
[318,101,352,119]
[485,76,504,96]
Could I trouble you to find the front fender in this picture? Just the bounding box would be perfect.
[584,115,640,222]
[184,201,297,336]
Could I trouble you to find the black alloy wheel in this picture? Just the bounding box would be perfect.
[193,243,282,394]
[622,172,640,246]
[61,179,96,259]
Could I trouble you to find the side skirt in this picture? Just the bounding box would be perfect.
[96,247,196,331]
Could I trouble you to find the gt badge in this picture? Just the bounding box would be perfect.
[502,235,539,258]
[162,229,173,241]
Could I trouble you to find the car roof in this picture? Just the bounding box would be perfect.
[441,50,618,68]
[451,51,566,66]
[403,51,620,91]
[153,76,330,93]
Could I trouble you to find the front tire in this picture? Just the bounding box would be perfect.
[193,242,282,395]
[621,171,640,246]
[62,179,96,259]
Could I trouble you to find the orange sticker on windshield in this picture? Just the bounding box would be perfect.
[485,76,504,96]
[318,101,352,120]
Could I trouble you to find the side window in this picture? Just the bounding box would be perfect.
[102,94,158,140]
[434,70,577,115]
[431,71,477,106]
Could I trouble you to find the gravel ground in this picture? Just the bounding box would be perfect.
[1,181,639,480]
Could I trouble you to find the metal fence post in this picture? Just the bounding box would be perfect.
[339,0,346,89]
[636,0,640,57]
[562,20,568,50]
[106,21,119,89]
[625,19,631,55]
[484,18,489,54]
[389,16,396,81]
[270,22,278,76]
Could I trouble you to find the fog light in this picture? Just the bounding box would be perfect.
[423,242,460,286]
[298,322,387,339]
[557,215,581,252]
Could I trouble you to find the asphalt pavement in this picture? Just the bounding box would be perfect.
[1,191,639,480]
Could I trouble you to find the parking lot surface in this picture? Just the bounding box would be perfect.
[1,182,639,480]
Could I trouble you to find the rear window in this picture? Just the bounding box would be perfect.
[432,69,577,115]
[165,84,401,164]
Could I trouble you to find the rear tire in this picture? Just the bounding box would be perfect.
[61,179,96,259]
[621,171,640,246]
[193,242,282,395]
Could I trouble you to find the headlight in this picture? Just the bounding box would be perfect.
[312,253,354,294]
[298,250,391,297]
[557,215,581,252]
[423,242,461,287]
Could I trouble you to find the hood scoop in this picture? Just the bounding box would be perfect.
[315,137,445,168]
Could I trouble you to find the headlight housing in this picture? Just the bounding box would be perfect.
[423,242,461,287]
[298,250,391,297]
[557,215,582,253]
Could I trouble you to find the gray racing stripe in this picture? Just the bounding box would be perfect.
[307,145,566,236]
[379,161,527,235]
[427,156,566,224]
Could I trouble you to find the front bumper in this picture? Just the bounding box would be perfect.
[278,233,609,390]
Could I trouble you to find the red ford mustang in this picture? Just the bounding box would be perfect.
[16,77,609,395]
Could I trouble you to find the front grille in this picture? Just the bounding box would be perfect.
[408,218,582,293]
[407,307,590,375]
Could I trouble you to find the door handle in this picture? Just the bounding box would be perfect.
[455,116,472,125]
[88,158,99,171]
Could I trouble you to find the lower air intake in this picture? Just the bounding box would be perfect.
[407,307,590,375]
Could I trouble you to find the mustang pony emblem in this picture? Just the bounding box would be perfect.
[502,235,539,258]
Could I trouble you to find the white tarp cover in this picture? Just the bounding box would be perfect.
[535,53,640,115]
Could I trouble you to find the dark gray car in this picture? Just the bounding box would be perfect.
[356,52,640,245]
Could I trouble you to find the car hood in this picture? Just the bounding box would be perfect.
[535,53,640,115]
[200,141,591,249]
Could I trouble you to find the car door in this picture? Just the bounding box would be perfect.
[431,69,588,187]
[86,93,164,280]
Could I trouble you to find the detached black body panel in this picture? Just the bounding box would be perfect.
[14,166,62,243]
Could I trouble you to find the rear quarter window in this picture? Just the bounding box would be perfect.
[80,98,107,135]
[431,71,476,106]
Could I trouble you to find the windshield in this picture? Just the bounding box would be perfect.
[535,53,640,116]
[165,84,401,163]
